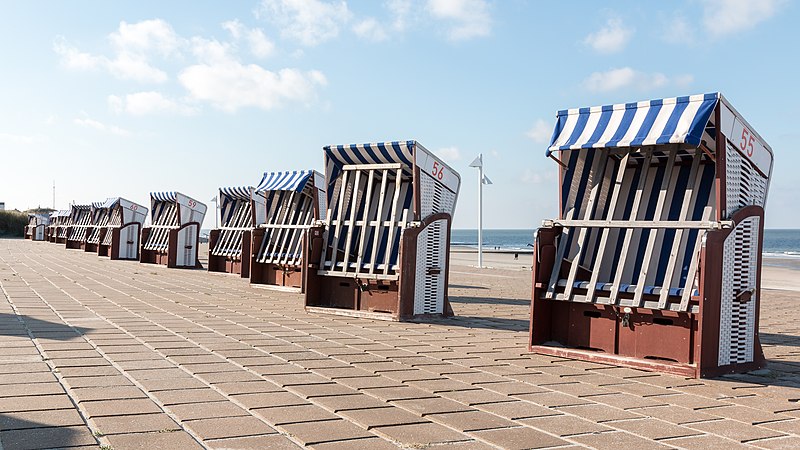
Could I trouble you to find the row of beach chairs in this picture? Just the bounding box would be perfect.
[37,92,774,378]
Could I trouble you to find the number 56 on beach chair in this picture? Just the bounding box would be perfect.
[529,93,773,378]
[305,141,460,321]
[140,192,207,269]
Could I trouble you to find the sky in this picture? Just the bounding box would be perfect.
[1,0,798,230]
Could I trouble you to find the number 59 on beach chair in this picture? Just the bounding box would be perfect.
[529,93,773,378]
[305,141,460,321]
[140,192,207,269]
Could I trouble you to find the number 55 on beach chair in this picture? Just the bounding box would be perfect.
[529,93,773,378]
[140,192,207,269]
[95,197,148,260]
[305,141,460,321]
[249,170,326,290]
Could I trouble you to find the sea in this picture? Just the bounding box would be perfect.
[452,228,800,259]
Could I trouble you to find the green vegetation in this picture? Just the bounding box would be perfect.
[0,210,27,237]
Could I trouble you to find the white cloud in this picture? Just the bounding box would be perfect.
[661,13,693,45]
[223,20,275,58]
[54,20,178,83]
[526,119,552,144]
[581,67,695,93]
[53,37,103,70]
[583,17,633,53]
[257,0,352,46]
[435,146,461,161]
[0,133,43,145]
[73,116,131,137]
[57,18,327,114]
[702,0,785,37]
[247,28,276,58]
[427,0,491,41]
[387,0,412,31]
[106,53,169,83]
[108,92,198,116]
[179,62,327,112]
[109,19,181,56]
[190,36,234,64]
[354,18,389,42]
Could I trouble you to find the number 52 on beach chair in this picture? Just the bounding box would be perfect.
[529,93,773,378]
[305,141,460,321]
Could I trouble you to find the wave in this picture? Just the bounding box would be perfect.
[763,251,800,259]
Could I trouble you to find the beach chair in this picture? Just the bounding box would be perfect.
[208,186,255,277]
[305,141,460,321]
[48,210,69,243]
[84,201,110,253]
[25,214,49,241]
[529,93,773,377]
[140,192,206,268]
[249,170,325,290]
[65,204,94,250]
[96,197,147,260]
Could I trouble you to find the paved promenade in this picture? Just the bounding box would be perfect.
[1,239,800,449]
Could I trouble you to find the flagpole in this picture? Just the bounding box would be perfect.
[478,158,483,268]
[469,154,490,269]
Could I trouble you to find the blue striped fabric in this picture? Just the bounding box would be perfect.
[150,191,177,203]
[219,186,252,225]
[220,186,252,200]
[547,93,719,155]
[255,171,314,193]
[324,141,416,194]
[102,197,120,209]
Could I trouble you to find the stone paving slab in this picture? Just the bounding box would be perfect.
[2,239,800,449]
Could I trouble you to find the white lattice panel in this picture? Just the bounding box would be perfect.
[419,173,457,218]
[414,219,447,315]
[726,142,768,218]
[718,217,759,366]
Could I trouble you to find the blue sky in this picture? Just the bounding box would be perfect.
[1,0,797,229]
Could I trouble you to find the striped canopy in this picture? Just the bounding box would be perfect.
[324,141,417,194]
[547,93,718,155]
[102,197,120,209]
[255,171,314,194]
[151,191,177,203]
[219,186,253,200]
[219,186,253,225]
